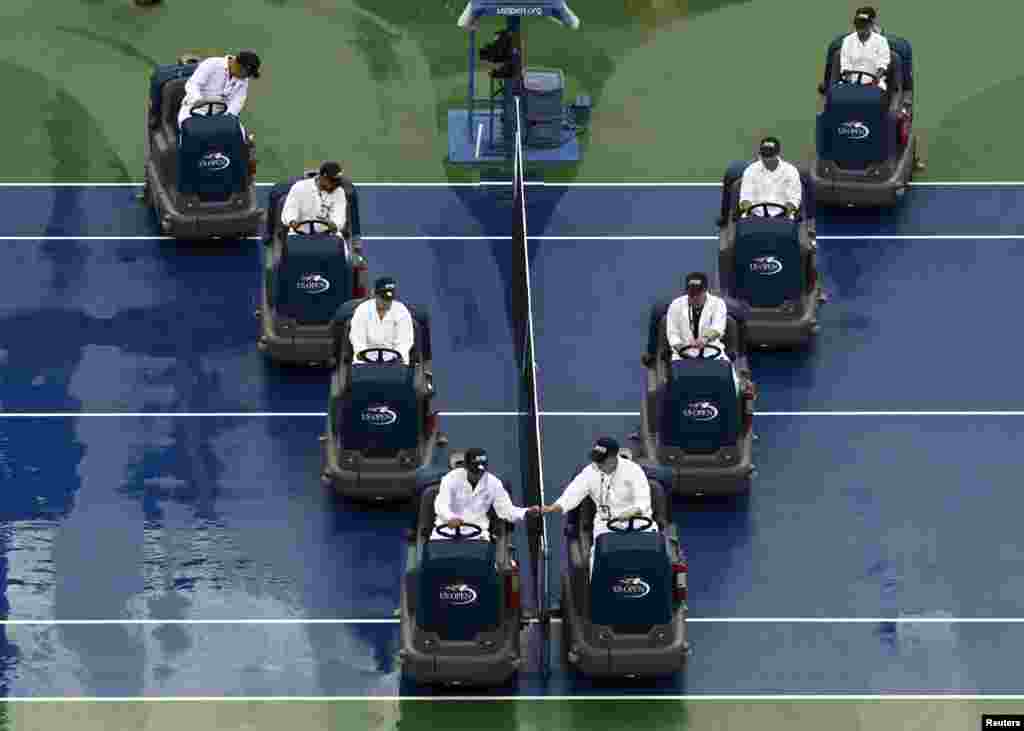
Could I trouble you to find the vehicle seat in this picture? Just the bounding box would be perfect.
[819,81,894,169]
[273,233,353,324]
[417,539,501,640]
[590,531,672,631]
[338,362,419,457]
[660,359,740,454]
[177,113,249,201]
[732,216,803,308]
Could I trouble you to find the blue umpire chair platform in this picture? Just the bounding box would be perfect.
[447,1,586,167]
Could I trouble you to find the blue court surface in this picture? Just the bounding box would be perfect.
[1,183,1023,698]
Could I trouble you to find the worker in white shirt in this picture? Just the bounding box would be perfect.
[738,137,802,218]
[541,438,658,575]
[177,51,260,140]
[666,273,740,393]
[840,9,891,90]
[349,277,416,364]
[281,162,348,238]
[433,448,539,541]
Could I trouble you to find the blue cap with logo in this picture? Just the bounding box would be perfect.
[374,277,396,299]
[464,447,488,474]
[590,436,620,464]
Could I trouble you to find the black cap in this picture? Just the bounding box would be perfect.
[853,11,872,26]
[685,272,708,292]
[236,50,261,78]
[855,6,877,18]
[374,276,396,299]
[590,437,620,464]
[319,161,343,182]
[759,136,781,157]
[464,448,488,474]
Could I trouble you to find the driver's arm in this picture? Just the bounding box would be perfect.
[395,304,415,365]
[183,58,213,103]
[434,473,457,524]
[840,34,855,73]
[784,165,803,211]
[875,34,891,76]
[281,185,302,230]
[665,297,688,352]
[738,168,757,212]
[348,302,370,358]
[631,469,653,519]
[703,297,727,344]
[226,81,248,117]
[328,187,348,235]
[492,480,528,523]
[550,470,592,515]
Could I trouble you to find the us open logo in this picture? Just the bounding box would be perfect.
[750,256,783,276]
[361,405,398,426]
[683,401,719,422]
[837,121,870,140]
[197,152,231,170]
[297,273,330,294]
[612,577,651,599]
[497,6,543,15]
[439,583,478,606]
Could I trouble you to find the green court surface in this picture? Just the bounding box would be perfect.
[3,699,1024,731]
[2,0,1023,182]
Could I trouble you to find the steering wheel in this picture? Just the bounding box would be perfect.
[290,219,336,235]
[607,515,655,533]
[189,99,228,117]
[677,344,723,360]
[840,70,880,86]
[356,347,403,364]
[743,203,792,219]
[434,522,484,540]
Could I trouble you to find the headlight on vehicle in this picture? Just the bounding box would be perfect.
[399,451,416,468]
[719,447,736,464]
[340,450,359,468]
[779,300,797,315]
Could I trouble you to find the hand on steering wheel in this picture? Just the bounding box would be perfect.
[607,515,655,533]
[434,521,484,540]
[840,70,880,86]
[355,347,404,364]
[289,219,337,235]
[190,99,229,117]
[677,343,723,360]
[743,202,793,219]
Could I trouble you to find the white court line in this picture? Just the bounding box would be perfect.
[0,236,512,241]
[542,411,1024,417]
[2,233,1024,241]
[0,411,524,418]
[5,411,1024,418]
[2,181,1024,187]
[2,695,1023,702]
[3,617,1024,625]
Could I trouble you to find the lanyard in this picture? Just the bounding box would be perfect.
[598,470,616,520]
[317,188,335,220]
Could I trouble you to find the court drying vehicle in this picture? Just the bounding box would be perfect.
[143,56,263,238]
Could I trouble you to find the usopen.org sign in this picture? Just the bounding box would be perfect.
[837,121,870,140]
[439,583,478,606]
[683,401,719,422]
[197,152,231,170]
[497,6,544,16]
[750,255,783,276]
[612,577,651,599]
[297,273,330,294]
[361,405,398,426]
